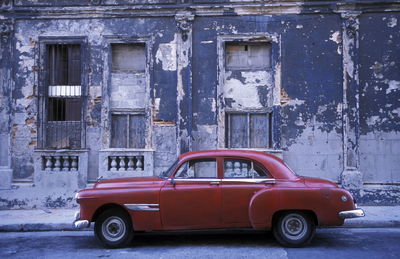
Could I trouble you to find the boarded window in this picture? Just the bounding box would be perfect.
[225,112,272,148]
[111,113,146,148]
[41,44,84,149]
[225,42,271,70]
[112,44,146,72]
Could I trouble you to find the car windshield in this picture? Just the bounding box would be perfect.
[159,159,179,179]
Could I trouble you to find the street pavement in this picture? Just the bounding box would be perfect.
[0,228,399,258]
[0,206,400,231]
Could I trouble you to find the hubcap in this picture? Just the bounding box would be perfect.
[101,216,126,242]
[281,214,308,241]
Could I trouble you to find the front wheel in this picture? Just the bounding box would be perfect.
[273,211,315,247]
[94,209,133,248]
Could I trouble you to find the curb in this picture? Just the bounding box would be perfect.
[0,223,93,232]
[0,222,399,232]
[341,220,400,228]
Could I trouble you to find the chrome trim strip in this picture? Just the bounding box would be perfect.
[168,178,275,184]
[125,203,160,211]
[168,178,221,182]
[73,220,90,229]
[339,209,365,219]
[221,178,276,184]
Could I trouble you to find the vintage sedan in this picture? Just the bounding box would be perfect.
[73,150,364,248]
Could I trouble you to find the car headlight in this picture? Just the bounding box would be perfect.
[341,195,348,202]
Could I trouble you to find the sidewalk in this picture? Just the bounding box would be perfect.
[0,206,399,232]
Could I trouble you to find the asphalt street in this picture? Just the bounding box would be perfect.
[0,228,399,259]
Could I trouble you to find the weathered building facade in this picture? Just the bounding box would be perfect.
[0,0,399,208]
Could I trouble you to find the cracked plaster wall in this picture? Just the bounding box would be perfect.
[0,1,399,207]
[359,13,400,185]
[1,17,180,208]
[280,14,344,182]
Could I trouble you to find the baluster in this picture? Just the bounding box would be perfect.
[45,156,53,171]
[118,156,126,171]
[110,156,117,171]
[53,156,61,171]
[62,156,70,171]
[135,156,143,171]
[71,157,78,171]
[127,156,134,171]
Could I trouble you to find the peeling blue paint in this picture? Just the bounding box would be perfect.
[0,1,399,208]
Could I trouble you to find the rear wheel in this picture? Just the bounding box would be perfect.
[94,209,133,248]
[273,211,315,247]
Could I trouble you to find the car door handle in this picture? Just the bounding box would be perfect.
[209,181,220,185]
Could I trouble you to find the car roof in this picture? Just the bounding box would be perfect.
[178,149,298,180]
[179,149,280,160]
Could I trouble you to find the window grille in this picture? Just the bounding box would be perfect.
[39,43,85,149]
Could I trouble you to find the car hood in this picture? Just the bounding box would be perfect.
[93,176,163,189]
[302,176,339,188]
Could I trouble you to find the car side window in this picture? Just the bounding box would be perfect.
[224,159,271,178]
[175,159,217,179]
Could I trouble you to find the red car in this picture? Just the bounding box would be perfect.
[73,150,364,248]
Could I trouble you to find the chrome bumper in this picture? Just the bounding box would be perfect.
[339,209,365,219]
[73,211,90,229]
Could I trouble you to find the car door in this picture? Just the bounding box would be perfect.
[160,158,222,230]
[221,158,274,227]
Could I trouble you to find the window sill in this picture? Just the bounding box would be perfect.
[100,148,154,152]
[34,149,89,153]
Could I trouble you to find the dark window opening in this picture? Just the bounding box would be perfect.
[48,44,81,86]
[48,98,82,121]
[39,43,84,149]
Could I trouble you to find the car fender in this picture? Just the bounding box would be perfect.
[248,186,350,229]
[78,186,163,231]
[248,187,281,229]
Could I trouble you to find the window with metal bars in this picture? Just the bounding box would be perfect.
[225,112,273,149]
[40,43,84,149]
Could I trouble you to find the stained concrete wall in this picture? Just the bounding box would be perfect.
[0,1,399,208]
[359,13,400,184]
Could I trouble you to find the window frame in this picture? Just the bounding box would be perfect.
[102,36,152,150]
[173,159,218,179]
[37,36,88,150]
[225,42,272,71]
[223,158,271,179]
[110,109,147,149]
[217,33,282,151]
[225,109,273,149]
[111,43,146,73]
